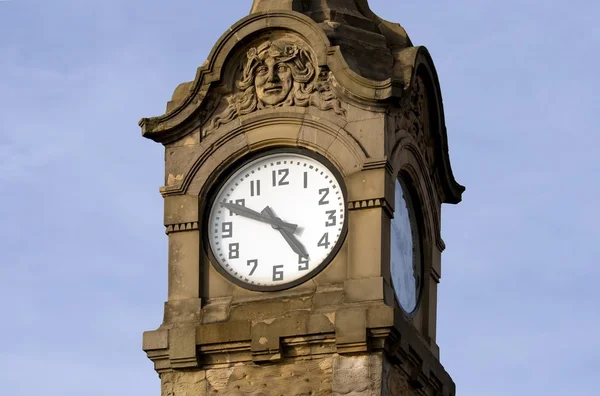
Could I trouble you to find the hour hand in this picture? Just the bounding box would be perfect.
[262,206,309,259]
[219,201,297,234]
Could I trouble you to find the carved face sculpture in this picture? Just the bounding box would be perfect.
[203,39,346,135]
[242,40,314,107]
[254,57,293,106]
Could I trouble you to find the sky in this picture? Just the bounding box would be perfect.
[1,1,598,395]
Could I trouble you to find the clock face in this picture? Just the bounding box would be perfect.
[390,179,422,314]
[206,149,347,291]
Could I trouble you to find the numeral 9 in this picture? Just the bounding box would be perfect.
[222,222,233,238]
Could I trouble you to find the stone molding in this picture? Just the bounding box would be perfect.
[159,111,366,198]
[348,198,392,213]
[165,222,199,234]
[143,303,455,396]
[400,55,465,204]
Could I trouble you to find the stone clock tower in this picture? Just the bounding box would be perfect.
[139,1,464,395]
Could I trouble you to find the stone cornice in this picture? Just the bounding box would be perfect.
[348,198,393,217]
[165,222,199,235]
[139,11,415,145]
[143,303,455,396]
[362,156,394,174]
[405,48,465,204]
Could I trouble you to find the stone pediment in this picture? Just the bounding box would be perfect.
[139,9,462,203]
[138,11,407,142]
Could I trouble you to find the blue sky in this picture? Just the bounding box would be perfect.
[1,1,598,395]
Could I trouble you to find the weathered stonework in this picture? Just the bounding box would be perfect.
[204,39,345,135]
[160,354,395,396]
[158,353,431,396]
[395,76,434,169]
[139,1,463,395]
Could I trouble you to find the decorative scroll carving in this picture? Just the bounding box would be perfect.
[395,76,434,167]
[203,40,345,135]
[197,94,221,133]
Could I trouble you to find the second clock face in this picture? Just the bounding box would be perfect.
[207,150,347,291]
[390,178,422,314]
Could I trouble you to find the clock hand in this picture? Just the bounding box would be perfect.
[279,228,310,259]
[261,206,309,259]
[219,201,297,234]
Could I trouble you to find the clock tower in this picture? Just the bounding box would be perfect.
[139,1,464,395]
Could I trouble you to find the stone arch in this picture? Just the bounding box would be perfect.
[184,112,368,200]
[389,137,440,251]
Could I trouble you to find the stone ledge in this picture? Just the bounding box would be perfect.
[165,222,199,234]
[143,303,454,396]
[347,198,393,216]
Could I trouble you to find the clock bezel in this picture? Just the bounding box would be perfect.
[390,175,424,317]
[202,147,349,292]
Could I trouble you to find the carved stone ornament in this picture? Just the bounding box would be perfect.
[203,40,346,135]
[395,76,435,167]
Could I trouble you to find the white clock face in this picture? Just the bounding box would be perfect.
[207,150,347,291]
[390,179,422,314]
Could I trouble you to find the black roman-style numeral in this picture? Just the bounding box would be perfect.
[250,180,261,196]
[318,188,330,205]
[325,210,336,227]
[228,243,239,259]
[247,259,258,276]
[272,169,290,186]
[317,232,331,249]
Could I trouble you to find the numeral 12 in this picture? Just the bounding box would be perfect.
[272,169,290,186]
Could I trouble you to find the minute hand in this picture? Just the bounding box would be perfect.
[219,202,297,234]
[262,206,309,259]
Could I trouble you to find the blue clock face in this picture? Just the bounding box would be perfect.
[390,179,421,314]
